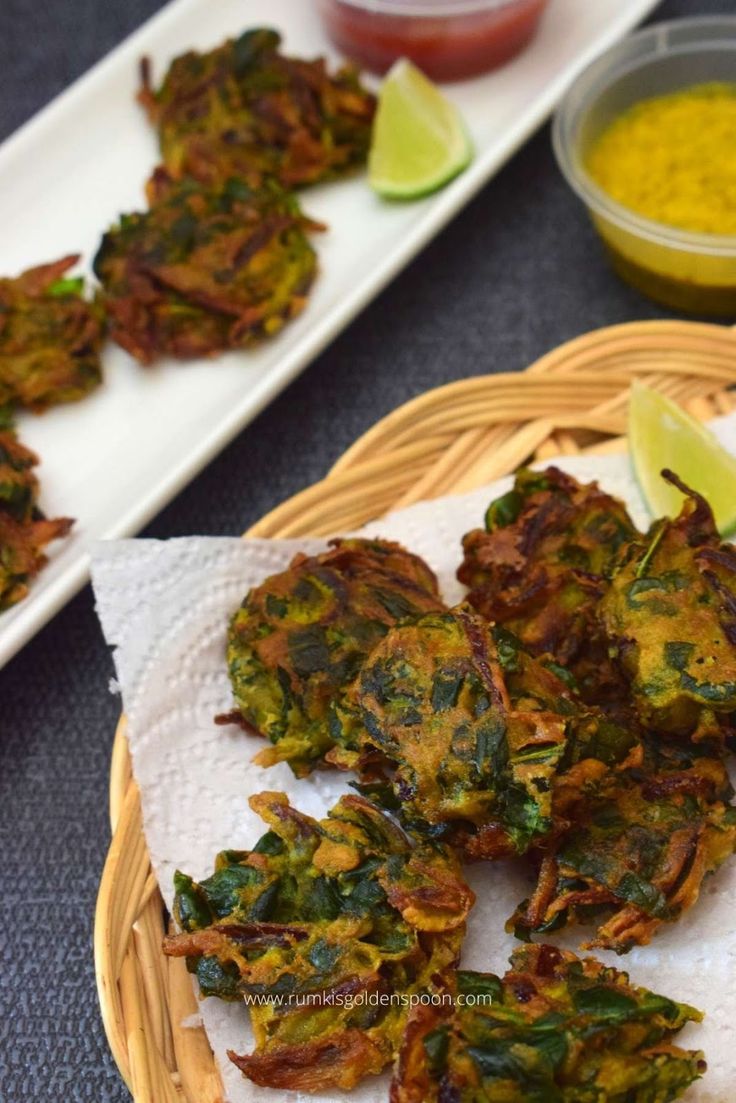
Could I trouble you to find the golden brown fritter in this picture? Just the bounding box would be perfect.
[331,607,639,858]
[0,256,104,412]
[94,175,321,364]
[458,467,637,704]
[511,739,736,953]
[139,28,375,194]
[226,537,444,775]
[601,471,736,743]
[0,425,40,522]
[391,944,705,1103]
[0,428,72,610]
[164,791,473,1093]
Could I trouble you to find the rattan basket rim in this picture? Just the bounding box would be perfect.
[95,319,736,1103]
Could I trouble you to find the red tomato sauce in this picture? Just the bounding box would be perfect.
[318,0,550,82]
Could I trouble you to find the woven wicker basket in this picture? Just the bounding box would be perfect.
[95,319,736,1103]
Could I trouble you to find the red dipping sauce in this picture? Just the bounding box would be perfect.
[317,0,550,82]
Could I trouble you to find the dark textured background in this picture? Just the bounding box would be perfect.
[1,0,733,1098]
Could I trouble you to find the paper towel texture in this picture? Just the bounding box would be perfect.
[92,439,736,1103]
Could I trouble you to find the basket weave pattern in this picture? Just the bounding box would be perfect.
[95,320,736,1103]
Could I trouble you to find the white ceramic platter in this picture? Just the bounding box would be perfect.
[0,0,659,668]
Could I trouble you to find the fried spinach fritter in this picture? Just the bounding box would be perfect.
[94,176,320,364]
[0,428,72,609]
[139,28,375,194]
[164,791,473,1093]
[226,537,444,775]
[391,944,705,1103]
[458,467,637,703]
[331,607,638,858]
[0,256,104,411]
[511,739,736,953]
[0,426,40,523]
[601,471,736,742]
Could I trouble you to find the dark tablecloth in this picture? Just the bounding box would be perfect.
[1,0,733,1098]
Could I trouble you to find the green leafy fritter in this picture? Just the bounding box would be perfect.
[0,426,40,523]
[511,739,736,953]
[225,537,444,775]
[600,471,736,742]
[0,428,72,610]
[0,255,104,411]
[163,790,473,1093]
[331,606,639,858]
[391,943,705,1103]
[94,175,321,364]
[458,467,637,705]
[138,27,375,194]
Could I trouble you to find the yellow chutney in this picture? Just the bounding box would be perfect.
[585,83,736,314]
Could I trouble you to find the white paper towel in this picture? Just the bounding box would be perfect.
[92,431,736,1103]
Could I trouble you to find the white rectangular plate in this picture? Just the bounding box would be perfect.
[0,0,659,668]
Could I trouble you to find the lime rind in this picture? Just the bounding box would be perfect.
[629,380,736,536]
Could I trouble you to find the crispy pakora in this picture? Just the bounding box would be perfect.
[0,425,40,522]
[391,943,705,1103]
[0,428,72,609]
[601,471,736,742]
[0,256,104,411]
[331,607,638,858]
[139,28,376,195]
[226,537,444,775]
[458,467,637,703]
[163,791,473,1093]
[511,739,736,953]
[94,175,321,364]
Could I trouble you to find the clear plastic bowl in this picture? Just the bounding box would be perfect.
[317,0,550,82]
[553,16,736,316]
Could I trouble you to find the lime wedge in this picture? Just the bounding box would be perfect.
[629,381,736,535]
[369,59,473,199]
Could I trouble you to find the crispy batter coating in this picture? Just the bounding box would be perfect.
[139,28,375,194]
[458,467,637,703]
[0,256,104,411]
[391,943,705,1103]
[94,176,321,364]
[164,791,473,1093]
[331,607,638,857]
[511,740,736,953]
[601,471,736,742]
[0,429,72,609]
[226,537,444,775]
[0,426,40,522]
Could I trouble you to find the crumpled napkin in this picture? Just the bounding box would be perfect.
[92,438,736,1103]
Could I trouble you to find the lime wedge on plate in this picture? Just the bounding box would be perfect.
[629,381,736,535]
[369,59,473,199]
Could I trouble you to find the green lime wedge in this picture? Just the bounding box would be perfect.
[369,59,473,199]
[629,380,736,536]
